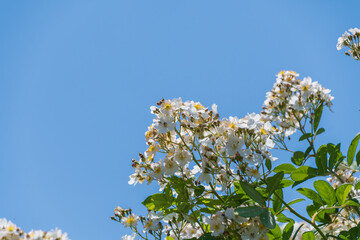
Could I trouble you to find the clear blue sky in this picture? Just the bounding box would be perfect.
[1,1,359,239]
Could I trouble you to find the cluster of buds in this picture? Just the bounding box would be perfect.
[0,218,69,240]
[262,71,333,138]
[337,28,360,60]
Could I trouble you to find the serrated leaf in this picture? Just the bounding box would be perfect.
[282,221,294,240]
[314,180,336,206]
[328,143,343,170]
[273,189,283,213]
[291,166,318,182]
[265,158,272,171]
[297,188,323,205]
[281,179,294,188]
[266,172,284,197]
[316,128,325,135]
[235,206,266,217]
[302,231,315,240]
[315,145,327,175]
[142,193,174,211]
[313,104,323,132]
[336,184,353,205]
[347,132,360,166]
[304,146,313,158]
[299,133,314,141]
[268,224,282,239]
[259,210,276,229]
[287,198,305,206]
[273,164,296,174]
[240,182,266,206]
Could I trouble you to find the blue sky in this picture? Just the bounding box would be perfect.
[0,1,359,239]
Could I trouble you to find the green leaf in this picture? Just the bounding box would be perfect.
[268,224,282,239]
[142,193,174,211]
[313,104,323,132]
[235,206,266,217]
[194,186,205,197]
[316,128,325,135]
[266,172,284,197]
[315,145,327,175]
[276,213,293,223]
[355,182,360,190]
[287,198,305,206]
[336,184,353,205]
[314,180,336,206]
[259,210,276,229]
[357,151,360,166]
[291,166,318,182]
[297,188,323,205]
[281,179,294,188]
[347,132,360,166]
[343,200,360,207]
[282,221,294,240]
[240,182,266,206]
[302,231,315,240]
[304,146,313,158]
[328,143,343,170]
[291,151,305,166]
[273,164,296,174]
[199,207,217,214]
[299,133,314,141]
[198,233,217,240]
[273,189,283,213]
[265,158,272,171]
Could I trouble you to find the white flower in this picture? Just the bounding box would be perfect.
[225,133,244,156]
[163,158,178,175]
[122,233,136,240]
[349,28,360,35]
[240,113,263,130]
[337,31,350,50]
[152,115,176,133]
[203,212,225,237]
[121,214,140,228]
[245,166,261,179]
[173,149,192,167]
[46,228,69,240]
[27,230,45,240]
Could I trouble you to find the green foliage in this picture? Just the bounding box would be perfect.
[348,132,360,166]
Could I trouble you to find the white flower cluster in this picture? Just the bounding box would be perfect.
[337,28,360,60]
[129,98,278,193]
[203,208,268,240]
[0,218,69,240]
[262,71,334,137]
[327,164,360,189]
[114,206,270,240]
[120,71,336,238]
[322,210,359,238]
[162,222,203,240]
